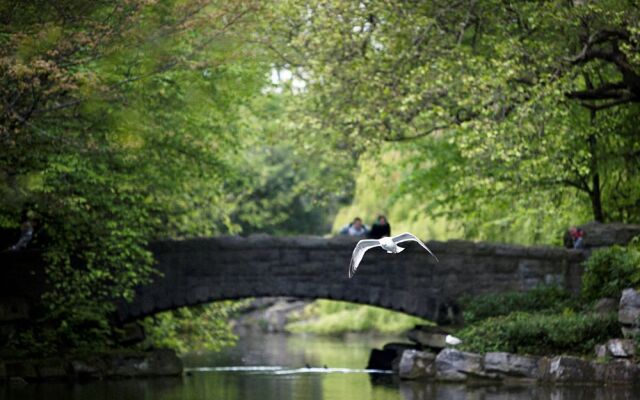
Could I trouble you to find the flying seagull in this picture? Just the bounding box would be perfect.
[349,232,439,278]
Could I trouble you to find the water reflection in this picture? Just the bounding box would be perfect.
[1,333,638,400]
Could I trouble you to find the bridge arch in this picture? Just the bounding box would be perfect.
[114,235,584,325]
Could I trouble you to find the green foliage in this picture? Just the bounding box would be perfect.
[0,0,270,354]
[458,311,620,356]
[266,0,640,237]
[461,286,576,324]
[582,240,640,302]
[285,300,430,335]
[142,301,245,354]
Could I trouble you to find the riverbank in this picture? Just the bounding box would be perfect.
[232,297,429,335]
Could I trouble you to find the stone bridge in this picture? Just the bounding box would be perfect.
[1,235,587,325]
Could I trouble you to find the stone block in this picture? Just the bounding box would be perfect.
[435,349,484,381]
[619,288,640,333]
[398,350,436,380]
[483,352,542,378]
[548,356,595,382]
[71,358,107,379]
[366,349,397,371]
[593,298,618,315]
[5,361,38,379]
[593,360,639,383]
[36,359,68,379]
[146,348,183,376]
[407,326,449,349]
[606,338,635,358]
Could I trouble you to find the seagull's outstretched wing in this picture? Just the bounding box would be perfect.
[349,239,381,278]
[391,232,439,262]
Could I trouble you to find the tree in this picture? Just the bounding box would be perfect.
[0,0,268,353]
[265,0,640,225]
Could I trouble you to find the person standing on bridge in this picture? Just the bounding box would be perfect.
[368,215,391,239]
[339,217,369,237]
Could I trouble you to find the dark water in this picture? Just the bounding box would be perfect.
[1,333,638,400]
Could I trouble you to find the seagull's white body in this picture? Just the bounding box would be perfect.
[349,232,438,278]
[445,335,462,346]
[379,236,402,253]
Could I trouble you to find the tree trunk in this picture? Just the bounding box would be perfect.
[588,109,604,222]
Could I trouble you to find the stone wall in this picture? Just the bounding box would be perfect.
[115,235,584,324]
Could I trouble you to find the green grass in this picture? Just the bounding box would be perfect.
[285,299,431,335]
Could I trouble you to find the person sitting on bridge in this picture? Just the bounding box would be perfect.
[368,215,391,239]
[568,227,585,249]
[339,217,369,237]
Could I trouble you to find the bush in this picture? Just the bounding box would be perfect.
[460,285,575,324]
[582,240,640,302]
[458,311,620,355]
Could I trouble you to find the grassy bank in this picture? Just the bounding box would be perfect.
[285,300,430,335]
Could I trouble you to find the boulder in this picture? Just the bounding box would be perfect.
[619,288,640,338]
[606,339,635,358]
[9,377,28,386]
[104,354,145,378]
[366,349,398,371]
[104,349,182,377]
[594,344,608,360]
[483,352,543,378]
[71,357,108,379]
[548,356,595,382]
[5,361,38,380]
[36,359,68,379]
[146,349,182,376]
[119,322,146,346]
[435,348,484,381]
[407,326,451,349]
[383,342,421,354]
[593,360,639,383]
[398,350,436,380]
[593,298,618,315]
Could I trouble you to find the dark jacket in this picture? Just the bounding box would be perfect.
[368,222,390,239]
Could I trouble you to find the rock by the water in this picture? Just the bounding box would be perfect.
[593,298,618,315]
[366,349,397,371]
[619,288,640,339]
[383,342,421,354]
[5,361,38,380]
[104,349,182,377]
[407,326,451,349]
[36,359,68,379]
[549,356,595,382]
[146,348,183,376]
[595,344,608,360]
[606,338,635,358]
[119,322,146,346]
[594,359,639,383]
[483,352,544,378]
[71,358,107,379]
[9,376,28,386]
[435,348,484,381]
[398,350,436,380]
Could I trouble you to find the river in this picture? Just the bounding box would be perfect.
[1,333,637,400]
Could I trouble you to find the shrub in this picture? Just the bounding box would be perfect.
[458,311,620,355]
[582,240,640,302]
[460,285,575,324]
